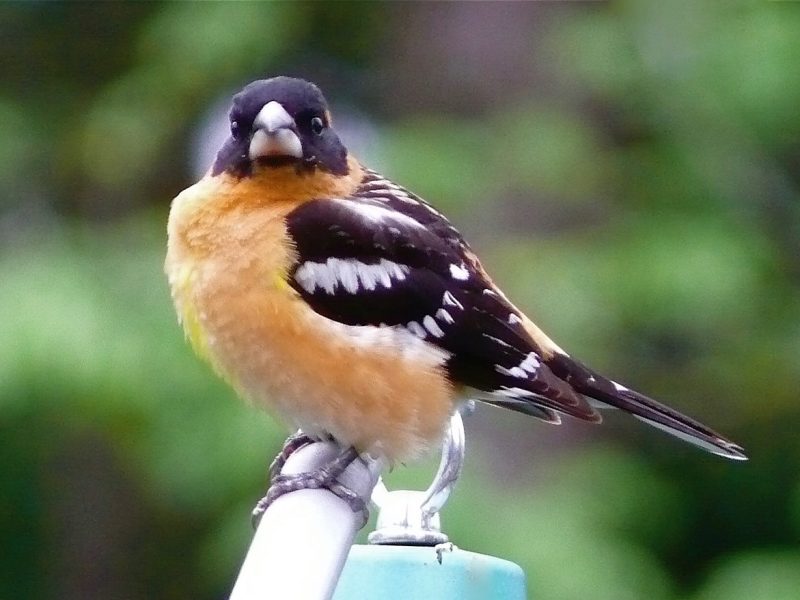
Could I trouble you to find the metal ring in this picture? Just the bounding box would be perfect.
[371,406,468,518]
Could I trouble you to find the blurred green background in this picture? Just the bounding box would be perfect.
[1,2,799,599]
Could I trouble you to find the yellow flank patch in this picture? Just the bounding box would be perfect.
[181,298,209,361]
[174,265,210,362]
[271,271,293,292]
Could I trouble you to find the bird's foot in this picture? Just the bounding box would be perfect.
[267,431,317,481]
[251,445,368,528]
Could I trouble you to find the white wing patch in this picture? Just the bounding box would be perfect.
[519,352,540,373]
[295,258,410,295]
[333,198,425,230]
[493,386,539,399]
[361,172,446,217]
[449,263,470,281]
[495,365,528,379]
[435,308,454,324]
[442,291,463,310]
[612,381,629,393]
[423,315,445,338]
[494,352,541,379]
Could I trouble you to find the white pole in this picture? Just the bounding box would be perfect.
[229,442,385,600]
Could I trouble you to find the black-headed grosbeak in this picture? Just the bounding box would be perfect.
[166,77,745,506]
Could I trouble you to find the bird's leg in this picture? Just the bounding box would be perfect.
[251,431,315,526]
[252,445,368,528]
[267,431,316,481]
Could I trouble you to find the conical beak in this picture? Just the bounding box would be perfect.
[248,101,303,160]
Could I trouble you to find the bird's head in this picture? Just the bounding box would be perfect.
[212,77,349,178]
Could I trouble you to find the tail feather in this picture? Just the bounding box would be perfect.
[546,353,747,461]
[482,396,563,425]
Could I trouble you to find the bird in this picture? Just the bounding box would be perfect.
[165,76,746,517]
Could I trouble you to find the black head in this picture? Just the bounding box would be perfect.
[212,77,349,178]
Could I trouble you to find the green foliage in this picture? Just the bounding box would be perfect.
[2,2,799,599]
[695,551,800,600]
[446,449,681,600]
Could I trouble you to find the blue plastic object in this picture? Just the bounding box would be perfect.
[333,544,527,599]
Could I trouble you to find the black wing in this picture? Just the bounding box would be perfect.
[285,171,747,460]
[284,179,599,424]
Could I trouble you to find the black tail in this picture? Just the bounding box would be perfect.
[546,353,747,460]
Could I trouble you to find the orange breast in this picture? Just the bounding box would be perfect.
[165,170,456,462]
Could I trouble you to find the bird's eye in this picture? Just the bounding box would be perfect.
[310,117,325,136]
[231,120,241,138]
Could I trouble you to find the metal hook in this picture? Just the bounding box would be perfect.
[368,404,470,545]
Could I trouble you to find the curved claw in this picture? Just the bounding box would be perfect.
[267,431,316,482]
[252,445,367,529]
